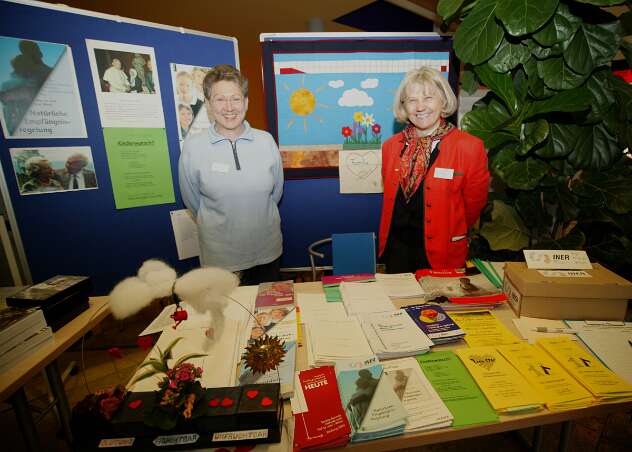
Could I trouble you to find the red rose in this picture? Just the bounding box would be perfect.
[372,124,381,134]
[341,126,352,137]
[99,396,122,420]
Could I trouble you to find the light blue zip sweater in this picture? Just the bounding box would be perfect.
[178,121,283,271]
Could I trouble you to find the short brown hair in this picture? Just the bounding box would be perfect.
[202,64,248,99]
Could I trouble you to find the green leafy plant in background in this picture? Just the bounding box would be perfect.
[439,0,632,277]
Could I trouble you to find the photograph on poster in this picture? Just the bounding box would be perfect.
[0,35,87,139]
[86,39,164,128]
[170,63,213,148]
[10,146,98,195]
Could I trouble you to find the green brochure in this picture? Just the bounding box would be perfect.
[103,128,175,209]
[416,350,498,427]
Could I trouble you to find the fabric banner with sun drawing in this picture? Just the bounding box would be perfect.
[263,42,452,176]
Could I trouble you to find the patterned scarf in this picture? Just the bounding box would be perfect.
[399,119,454,203]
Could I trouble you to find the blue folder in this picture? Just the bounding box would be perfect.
[332,232,376,276]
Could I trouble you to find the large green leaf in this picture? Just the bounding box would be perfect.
[549,183,581,223]
[533,3,581,46]
[523,57,557,99]
[460,99,517,149]
[622,42,632,70]
[496,0,558,36]
[537,56,590,90]
[526,38,565,59]
[526,86,591,118]
[437,0,466,19]
[460,67,479,94]
[515,190,552,229]
[573,0,629,5]
[584,69,616,122]
[454,0,504,64]
[480,200,530,251]
[572,171,632,213]
[567,123,621,170]
[487,40,530,73]
[564,22,621,75]
[532,227,585,250]
[475,64,518,112]
[536,123,580,158]
[586,233,632,267]
[518,119,549,155]
[492,145,549,189]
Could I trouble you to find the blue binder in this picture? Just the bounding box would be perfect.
[332,232,376,276]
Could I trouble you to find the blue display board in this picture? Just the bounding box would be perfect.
[0,0,238,294]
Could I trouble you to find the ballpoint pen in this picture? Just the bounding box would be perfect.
[532,327,578,334]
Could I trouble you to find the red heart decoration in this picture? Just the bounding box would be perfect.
[246,390,259,399]
[208,398,220,407]
[220,397,233,407]
[128,399,142,409]
[260,397,273,407]
[136,336,153,351]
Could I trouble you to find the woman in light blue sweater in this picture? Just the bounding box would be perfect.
[178,65,283,285]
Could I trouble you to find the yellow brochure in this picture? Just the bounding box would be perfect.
[538,337,632,401]
[456,346,544,413]
[497,343,595,411]
[449,310,521,347]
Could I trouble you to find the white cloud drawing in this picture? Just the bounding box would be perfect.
[338,88,374,107]
[361,78,379,89]
[328,79,344,88]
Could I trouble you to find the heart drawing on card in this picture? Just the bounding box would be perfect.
[345,152,378,179]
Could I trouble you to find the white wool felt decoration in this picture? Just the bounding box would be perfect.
[174,267,238,314]
[137,259,173,281]
[109,276,154,319]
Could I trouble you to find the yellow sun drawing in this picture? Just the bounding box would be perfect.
[283,76,328,133]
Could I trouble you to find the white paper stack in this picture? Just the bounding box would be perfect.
[0,307,53,373]
[296,292,349,324]
[306,318,375,367]
[359,310,433,359]
[382,357,453,432]
[339,281,395,316]
[375,273,425,299]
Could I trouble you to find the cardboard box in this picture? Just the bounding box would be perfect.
[503,262,632,320]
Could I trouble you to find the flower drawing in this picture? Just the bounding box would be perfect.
[341,111,382,148]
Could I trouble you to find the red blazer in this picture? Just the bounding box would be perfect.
[379,128,490,269]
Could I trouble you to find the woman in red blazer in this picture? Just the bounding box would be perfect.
[379,67,489,273]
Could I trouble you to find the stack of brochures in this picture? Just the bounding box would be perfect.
[456,346,545,414]
[292,365,351,450]
[0,306,53,373]
[565,320,632,385]
[417,351,498,427]
[497,343,595,411]
[374,273,425,299]
[538,336,632,403]
[335,357,407,442]
[305,319,375,367]
[339,281,395,316]
[322,274,374,302]
[236,281,297,398]
[359,310,433,359]
[403,303,465,344]
[415,269,507,310]
[382,357,453,432]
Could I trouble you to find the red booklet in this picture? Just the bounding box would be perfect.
[293,366,350,451]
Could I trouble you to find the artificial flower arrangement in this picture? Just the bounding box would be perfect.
[128,336,207,430]
[72,260,287,445]
[341,111,382,150]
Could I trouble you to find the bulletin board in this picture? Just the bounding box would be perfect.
[0,0,238,294]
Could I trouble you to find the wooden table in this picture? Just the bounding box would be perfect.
[293,282,632,452]
[0,297,110,452]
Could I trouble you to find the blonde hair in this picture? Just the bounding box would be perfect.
[392,67,457,123]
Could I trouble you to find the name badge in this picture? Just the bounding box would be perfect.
[211,162,229,173]
[434,167,454,179]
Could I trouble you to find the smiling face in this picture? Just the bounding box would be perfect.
[179,106,193,128]
[209,79,248,140]
[403,82,445,136]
